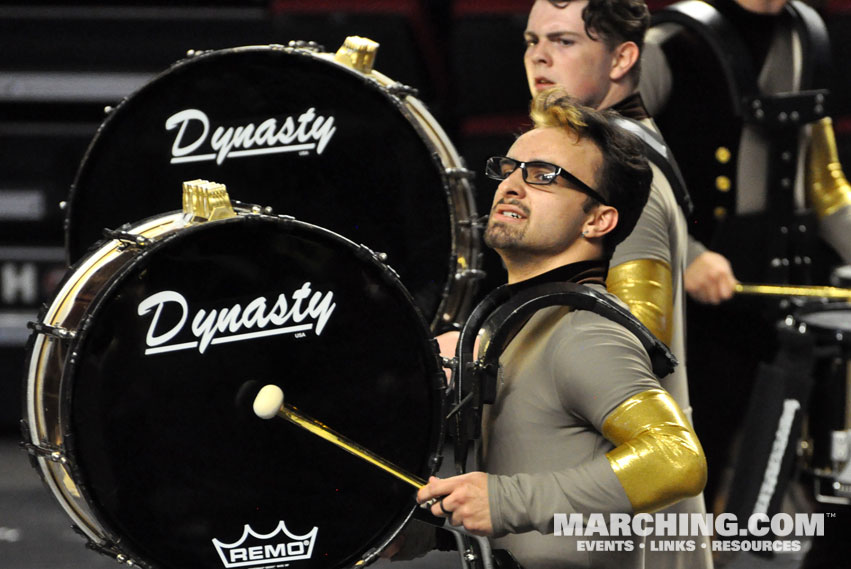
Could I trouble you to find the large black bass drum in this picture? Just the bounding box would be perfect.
[24,210,445,569]
[66,41,480,330]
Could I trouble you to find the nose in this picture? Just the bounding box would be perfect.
[526,40,550,66]
[497,168,527,199]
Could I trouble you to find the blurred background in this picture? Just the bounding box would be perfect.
[0,1,848,567]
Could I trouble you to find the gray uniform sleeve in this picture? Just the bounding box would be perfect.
[610,167,673,268]
[488,456,627,537]
[686,234,709,267]
[487,314,661,536]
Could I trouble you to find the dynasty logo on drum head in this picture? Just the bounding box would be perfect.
[212,521,319,568]
[165,107,337,165]
[137,283,337,355]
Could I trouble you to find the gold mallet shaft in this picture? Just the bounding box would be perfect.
[279,404,427,489]
[735,283,851,300]
[253,384,426,489]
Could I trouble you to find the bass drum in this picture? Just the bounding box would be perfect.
[25,212,445,569]
[66,43,480,330]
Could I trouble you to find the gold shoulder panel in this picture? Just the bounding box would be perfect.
[808,117,851,218]
[603,389,706,513]
[606,258,673,345]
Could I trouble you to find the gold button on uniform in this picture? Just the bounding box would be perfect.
[715,146,732,163]
[715,176,731,192]
[714,206,727,219]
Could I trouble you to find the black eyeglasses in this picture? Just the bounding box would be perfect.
[485,156,609,205]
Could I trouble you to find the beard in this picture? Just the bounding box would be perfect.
[483,218,527,250]
[483,199,530,250]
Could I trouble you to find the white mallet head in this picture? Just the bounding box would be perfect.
[253,384,284,419]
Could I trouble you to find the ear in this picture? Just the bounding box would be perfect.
[609,41,640,82]
[583,205,619,238]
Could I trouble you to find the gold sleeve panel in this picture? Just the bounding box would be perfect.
[808,117,851,218]
[603,389,707,513]
[606,259,673,345]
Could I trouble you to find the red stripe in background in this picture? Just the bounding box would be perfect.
[460,113,532,137]
[826,0,851,14]
[270,0,417,16]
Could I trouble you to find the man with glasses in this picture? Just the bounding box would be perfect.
[393,91,706,569]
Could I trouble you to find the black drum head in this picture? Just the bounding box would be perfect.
[67,46,454,323]
[64,216,443,569]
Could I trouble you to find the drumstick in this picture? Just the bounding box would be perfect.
[735,283,851,299]
[253,384,430,491]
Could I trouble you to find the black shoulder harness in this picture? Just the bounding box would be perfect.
[611,115,694,218]
[475,282,677,383]
[448,282,677,472]
[652,0,832,109]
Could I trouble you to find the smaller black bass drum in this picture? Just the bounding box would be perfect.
[789,301,851,504]
[24,209,445,569]
[65,40,480,330]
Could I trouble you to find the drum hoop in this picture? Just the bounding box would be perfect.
[65,44,480,330]
[24,211,187,550]
[791,301,851,339]
[41,213,446,568]
[794,300,851,319]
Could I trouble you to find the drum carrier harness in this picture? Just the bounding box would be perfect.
[446,281,677,481]
[410,282,676,569]
[652,0,832,284]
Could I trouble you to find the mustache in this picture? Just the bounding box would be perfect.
[490,198,530,218]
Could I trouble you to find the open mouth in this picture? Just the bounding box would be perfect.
[535,77,555,89]
[494,202,528,221]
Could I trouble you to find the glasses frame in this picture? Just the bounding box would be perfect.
[485,155,610,206]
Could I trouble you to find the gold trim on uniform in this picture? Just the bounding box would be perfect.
[808,117,851,218]
[603,389,707,513]
[606,259,673,345]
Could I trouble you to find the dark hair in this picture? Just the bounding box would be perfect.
[530,88,652,255]
[545,0,649,82]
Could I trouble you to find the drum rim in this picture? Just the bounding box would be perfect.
[793,301,851,334]
[48,213,445,569]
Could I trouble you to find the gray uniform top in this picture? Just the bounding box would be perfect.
[609,118,714,569]
[483,285,659,569]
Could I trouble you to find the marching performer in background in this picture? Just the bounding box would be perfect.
[641,0,851,564]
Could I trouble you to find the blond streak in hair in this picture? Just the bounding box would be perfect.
[529,88,588,133]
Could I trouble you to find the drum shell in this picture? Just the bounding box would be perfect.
[791,302,851,481]
[25,213,445,569]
